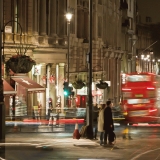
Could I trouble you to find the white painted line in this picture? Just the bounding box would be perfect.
[131,148,160,160]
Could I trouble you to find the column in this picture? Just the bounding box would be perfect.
[28,72,33,117]
[17,0,26,35]
[58,63,65,112]
[49,65,56,109]
[39,0,46,35]
[39,64,46,117]
[77,9,84,38]
[50,0,57,36]
[46,65,51,110]
[22,0,27,34]
[18,0,23,32]
[58,0,67,36]
[32,0,39,44]
[32,0,38,34]
[33,64,46,118]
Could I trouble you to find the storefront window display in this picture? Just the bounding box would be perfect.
[9,95,27,116]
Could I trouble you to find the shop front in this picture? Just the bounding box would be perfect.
[10,74,45,118]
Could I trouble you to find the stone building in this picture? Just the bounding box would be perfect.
[2,0,138,117]
[136,0,160,74]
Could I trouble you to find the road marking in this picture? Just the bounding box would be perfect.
[130,148,160,160]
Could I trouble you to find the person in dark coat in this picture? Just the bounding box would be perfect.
[48,106,53,125]
[103,100,114,145]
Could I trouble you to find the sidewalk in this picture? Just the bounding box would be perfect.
[4,132,137,160]
[3,127,160,160]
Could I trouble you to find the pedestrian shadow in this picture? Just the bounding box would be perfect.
[73,144,98,148]
[102,145,124,150]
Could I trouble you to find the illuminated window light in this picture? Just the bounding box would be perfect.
[122,88,131,91]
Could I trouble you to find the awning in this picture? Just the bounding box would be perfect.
[11,76,45,93]
[3,79,17,95]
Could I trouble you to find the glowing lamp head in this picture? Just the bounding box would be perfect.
[65,13,72,22]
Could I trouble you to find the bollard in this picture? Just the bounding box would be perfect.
[73,123,81,140]
[13,122,18,132]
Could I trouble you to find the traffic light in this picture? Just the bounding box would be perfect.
[63,82,74,96]
[63,82,69,96]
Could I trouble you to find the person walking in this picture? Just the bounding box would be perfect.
[103,100,114,145]
[92,104,99,140]
[48,106,53,125]
[98,104,105,145]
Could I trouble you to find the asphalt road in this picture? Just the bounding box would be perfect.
[1,125,160,160]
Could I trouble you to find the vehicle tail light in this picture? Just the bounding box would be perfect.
[122,88,131,91]
[149,108,157,113]
[147,87,155,90]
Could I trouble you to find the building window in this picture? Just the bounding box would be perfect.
[98,0,102,5]
[146,17,152,23]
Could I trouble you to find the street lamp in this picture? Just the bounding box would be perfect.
[65,12,72,83]
[65,12,72,108]
[0,0,5,158]
[150,50,154,72]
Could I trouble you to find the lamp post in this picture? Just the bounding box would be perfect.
[150,50,153,72]
[3,20,22,121]
[141,54,144,72]
[85,0,93,139]
[0,0,5,158]
[65,12,72,107]
[65,12,72,84]
[0,0,23,155]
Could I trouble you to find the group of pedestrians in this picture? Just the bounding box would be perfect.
[96,100,115,145]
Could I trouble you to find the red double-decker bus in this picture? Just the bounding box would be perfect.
[121,72,160,124]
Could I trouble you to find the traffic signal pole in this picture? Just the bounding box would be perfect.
[86,0,93,139]
[0,0,5,158]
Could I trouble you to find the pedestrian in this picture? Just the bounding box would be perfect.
[38,101,42,119]
[103,100,114,145]
[48,106,53,125]
[98,104,105,145]
[49,97,53,107]
[92,104,99,140]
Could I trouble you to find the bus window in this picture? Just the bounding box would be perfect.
[127,99,150,104]
[126,75,151,82]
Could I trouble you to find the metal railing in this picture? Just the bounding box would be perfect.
[5,108,86,133]
[5,107,124,133]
